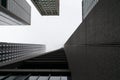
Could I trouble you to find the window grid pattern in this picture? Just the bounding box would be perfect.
[32,0,59,15]
[0,42,45,64]
[0,74,68,80]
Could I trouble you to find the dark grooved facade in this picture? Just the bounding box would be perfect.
[65,0,120,80]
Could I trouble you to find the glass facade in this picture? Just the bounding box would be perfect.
[0,75,68,80]
[82,0,99,19]
[0,42,45,67]
[32,0,59,15]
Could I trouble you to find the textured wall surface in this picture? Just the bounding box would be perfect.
[0,0,31,25]
[7,0,31,24]
[65,0,120,80]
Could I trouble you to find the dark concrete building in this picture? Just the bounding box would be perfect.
[0,0,31,25]
[65,0,120,80]
[31,0,59,15]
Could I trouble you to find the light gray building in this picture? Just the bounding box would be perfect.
[31,0,59,15]
[0,42,46,67]
[0,0,31,25]
[82,0,99,19]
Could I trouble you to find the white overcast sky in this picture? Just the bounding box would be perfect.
[0,0,82,51]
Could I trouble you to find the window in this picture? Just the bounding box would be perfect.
[1,0,7,8]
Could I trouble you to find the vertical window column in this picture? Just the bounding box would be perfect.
[1,0,7,8]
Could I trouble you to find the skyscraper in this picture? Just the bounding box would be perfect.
[65,0,120,80]
[0,0,31,25]
[31,0,59,15]
[82,0,99,19]
[0,42,45,67]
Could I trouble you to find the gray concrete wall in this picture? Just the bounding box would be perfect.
[65,0,120,80]
[7,0,31,24]
[0,0,31,25]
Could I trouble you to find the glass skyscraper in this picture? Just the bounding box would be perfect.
[0,42,46,67]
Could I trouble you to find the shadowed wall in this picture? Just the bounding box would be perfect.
[65,0,120,80]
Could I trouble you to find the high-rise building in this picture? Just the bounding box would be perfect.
[65,0,120,80]
[0,0,31,25]
[82,0,99,19]
[31,0,59,15]
[0,48,70,80]
[0,42,45,67]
